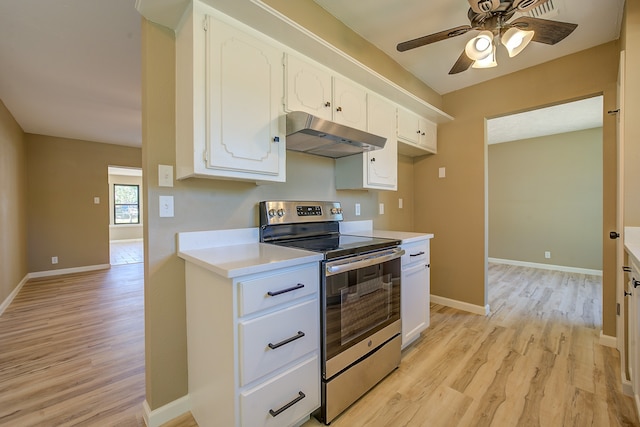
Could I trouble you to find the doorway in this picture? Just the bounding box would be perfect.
[486,96,604,311]
[108,166,144,266]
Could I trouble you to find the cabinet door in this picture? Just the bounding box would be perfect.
[207,17,284,178]
[397,107,420,145]
[366,94,397,189]
[333,76,367,131]
[401,264,429,349]
[285,54,332,120]
[418,117,437,153]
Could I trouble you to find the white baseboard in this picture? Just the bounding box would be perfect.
[0,274,29,317]
[489,258,603,276]
[430,294,490,316]
[622,377,634,397]
[110,238,143,243]
[599,331,617,348]
[28,264,111,279]
[143,395,191,427]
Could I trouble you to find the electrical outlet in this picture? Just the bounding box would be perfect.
[379,203,384,215]
[51,256,58,264]
[159,195,174,218]
[544,251,551,259]
[399,198,403,209]
[355,203,361,216]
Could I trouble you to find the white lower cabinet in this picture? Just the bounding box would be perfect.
[240,356,320,427]
[185,261,320,427]
[400,238,431,349]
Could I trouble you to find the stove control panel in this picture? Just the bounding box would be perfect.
[260,201,343,225]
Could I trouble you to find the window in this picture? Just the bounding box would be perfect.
[114,184,140,224]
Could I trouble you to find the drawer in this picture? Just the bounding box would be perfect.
[239,264,318,316]
[239,299,319,386]
[401,240,429,268]
[240,355,320,427]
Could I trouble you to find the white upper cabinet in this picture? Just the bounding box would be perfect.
[285,54,333,121]
[335,93,397,190]
[332,76,367,131]
[366,94,397,188]
[397,107,437,156]
[176,7,286,183]
[284,54,367,131]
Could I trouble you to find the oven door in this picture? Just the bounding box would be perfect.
[322,248,403,379]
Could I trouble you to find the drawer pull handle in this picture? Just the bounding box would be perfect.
[268,331,305,350]
[269,391,306,417]
[267,283,304,297]
[410,251,425,257]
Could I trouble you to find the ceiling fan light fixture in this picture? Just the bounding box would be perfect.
[465,31,494,60]
[502,27,535,57]
[472,44,497,68]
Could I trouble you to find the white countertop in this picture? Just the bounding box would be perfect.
[348,229,434,244]
[625,227,640,266]
[179,243,323,278]
[176,223,432,278]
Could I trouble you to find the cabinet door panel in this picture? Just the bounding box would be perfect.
[285,55,332,120]
[397,107,420,144]
[207,17,283,176]
[240,355,320,427]
[333,77,367,131]
[401,264,429,348]
[367,94,397,188]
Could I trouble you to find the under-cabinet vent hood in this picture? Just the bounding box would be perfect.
[285,111,386,159]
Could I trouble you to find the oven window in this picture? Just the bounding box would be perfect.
[340,272,391,345]
[324,256,400,361]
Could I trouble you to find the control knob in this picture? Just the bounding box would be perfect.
[268,209,276,218]
[277,208,285,217]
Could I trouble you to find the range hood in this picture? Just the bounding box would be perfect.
[285,111,386,159]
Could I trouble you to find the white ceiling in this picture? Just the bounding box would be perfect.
[0,0,622,149]
[313,0,624,94]
[0,0,141,147]
[487,96,603,144]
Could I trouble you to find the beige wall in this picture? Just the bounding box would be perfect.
[489,128,603,270]
[417,41,619,332]
[26,134,141,272]
[0,99,27,305]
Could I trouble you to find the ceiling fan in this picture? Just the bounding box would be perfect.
[396,0,578,74]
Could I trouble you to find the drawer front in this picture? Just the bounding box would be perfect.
[241,355,320,427]
[401,240,429,268]
[239,264,318,316]
[239,299,319,386]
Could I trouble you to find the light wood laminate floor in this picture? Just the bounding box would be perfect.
[1,263,637,426]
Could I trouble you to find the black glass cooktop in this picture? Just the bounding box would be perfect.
[273,234,400,260]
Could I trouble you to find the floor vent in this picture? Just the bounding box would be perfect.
[527,0,560,18]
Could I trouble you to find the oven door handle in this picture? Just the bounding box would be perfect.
[325,248,405,276]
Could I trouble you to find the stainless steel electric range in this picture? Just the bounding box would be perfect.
[259,200,404,424]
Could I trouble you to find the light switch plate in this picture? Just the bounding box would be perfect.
[439,167,446,178]
[159,165,174,187]
[159,195,174,217]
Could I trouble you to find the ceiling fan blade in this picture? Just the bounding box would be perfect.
[397,26,472,52]
[468,0,500,14]
[510,16,577,45]
[449,50,474,75]
[512,0,550,12]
